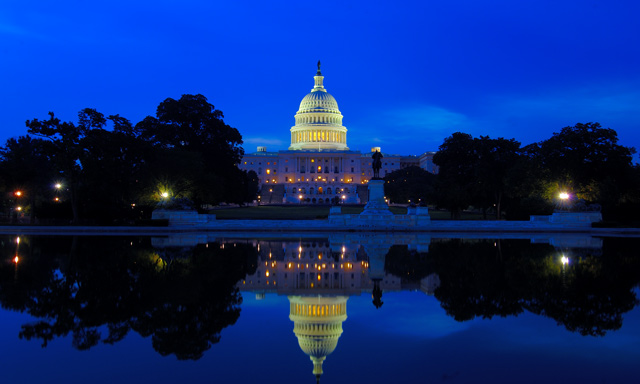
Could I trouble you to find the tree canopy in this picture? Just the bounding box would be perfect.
[431,124,638,221]
[0,95,257,224]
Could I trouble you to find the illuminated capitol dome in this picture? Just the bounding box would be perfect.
[289,295,348,383]
[289,61,348,151]
[239,62,439,204]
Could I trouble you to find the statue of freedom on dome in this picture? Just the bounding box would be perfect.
[372,150,383,179]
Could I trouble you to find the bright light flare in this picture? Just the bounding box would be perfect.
[13,256,19,264]
[559,192,570,200]
[561,255,570,265]
[161,192,169,198]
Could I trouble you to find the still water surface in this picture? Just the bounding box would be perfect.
[1,233,639,383]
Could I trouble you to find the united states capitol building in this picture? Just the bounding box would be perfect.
[239,63,438,204]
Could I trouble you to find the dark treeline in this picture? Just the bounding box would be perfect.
[0,94,259,224]
[0,236,258,360]
[384,123,640,222]
[384,238,640,336]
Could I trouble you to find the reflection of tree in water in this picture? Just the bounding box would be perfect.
[384,245,432,283]
[0,236,257,360]
[385,238,640,336]
[527,239,640,336]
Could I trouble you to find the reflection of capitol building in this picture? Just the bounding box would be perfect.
[289,295,348,382]
[241,240,402,295]
[238,238,438,382]
[239,63,438,204]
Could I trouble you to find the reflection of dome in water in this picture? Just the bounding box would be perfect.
[289,295,348,382]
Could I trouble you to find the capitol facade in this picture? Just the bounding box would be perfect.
[239,63,437,204]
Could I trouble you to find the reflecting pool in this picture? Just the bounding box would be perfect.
[1,233,639,383]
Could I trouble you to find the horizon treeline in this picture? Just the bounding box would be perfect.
[384,122,640,222]
[1,96,638,224]
[0,94,258,224]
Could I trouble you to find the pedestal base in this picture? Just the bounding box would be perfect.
[362,179,392,215]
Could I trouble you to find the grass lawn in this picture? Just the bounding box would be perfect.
[210,205,488,220]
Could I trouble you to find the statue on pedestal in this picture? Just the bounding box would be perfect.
[372,150,383,179]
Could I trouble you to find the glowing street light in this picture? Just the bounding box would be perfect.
[161,192,169,199]
[54,183,62,190]
[560,255,570,266]
[559,192,570,200]
[14,191,22,197]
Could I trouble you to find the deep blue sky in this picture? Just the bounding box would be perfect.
[1,0,639,156]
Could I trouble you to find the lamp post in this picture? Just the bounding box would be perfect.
[558,191,571,211]
[53,183,62,202]
[12,191,23,224]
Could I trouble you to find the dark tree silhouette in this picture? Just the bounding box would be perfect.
[0,236,257,360]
